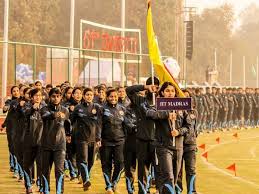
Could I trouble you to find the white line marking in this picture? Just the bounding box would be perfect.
[201,135,259,189]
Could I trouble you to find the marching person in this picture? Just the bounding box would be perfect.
[2,86,21,176]
[40,88,70,194]
[117,86,137,194]
[22,88,46,194]
[70,87,102,191]
[126,77,159,194]
[177,90,198,194]
[63,87,83,181]
[13,87,32,183]
[100,88,133,194]
[142,82,191,194]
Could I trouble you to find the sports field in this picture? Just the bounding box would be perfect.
[0,128,259,194]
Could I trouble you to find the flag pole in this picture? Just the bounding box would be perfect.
[2,0,9,107]
[256,56,258,88]
[243,56,246,88]
[232,50,233,87]
[151,62,156,106]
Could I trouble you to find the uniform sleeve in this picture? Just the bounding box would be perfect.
[202,96,209,113]
[40,106,56,120]
[126,85,145,106]
[233,95,238,107]
[3,100,11,113]
[63,108,72,136]
[95,105,103,142]
[177,111,191,136]
[69,105,86,124]
[21,103,34,118]
[141,102,169,120]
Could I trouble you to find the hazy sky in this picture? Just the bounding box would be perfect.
[187,0,259,14]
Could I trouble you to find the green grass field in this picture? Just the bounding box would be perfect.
[0,128,259,194]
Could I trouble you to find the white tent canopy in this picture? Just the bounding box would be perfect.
[78,60,124,86]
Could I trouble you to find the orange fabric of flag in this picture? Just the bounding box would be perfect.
[202,151,208,161]
[226,163,236,176]
[198,144,206,150]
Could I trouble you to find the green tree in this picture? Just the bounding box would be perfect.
[188,4,235,84]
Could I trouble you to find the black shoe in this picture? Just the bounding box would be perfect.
[10,167,14,172]
[83,180,91,191]
[31,179,36,185]
[26,188,33,194]
[18,176,24,182]
[70,176,77,181]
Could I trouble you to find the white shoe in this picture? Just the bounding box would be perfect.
[106,188,114,194]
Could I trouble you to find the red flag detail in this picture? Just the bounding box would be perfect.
[233,132,238,138]
[216,137,220,144]
[198,144,206,150]
[226,163,236,176]
[202,151,208,161]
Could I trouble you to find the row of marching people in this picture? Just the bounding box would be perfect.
[1,77,198,194]
[190,87,259,133]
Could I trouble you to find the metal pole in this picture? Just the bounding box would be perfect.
[112,53,114,87]
[175,1,179,61]
[121,0,126,86]
[257,56,259,88]
[50,48,53,84]
[243,56,246,88]
[97,51,100,85]
[214,48,217,71]
[137,55,140,84]
[33,45,37,81]
[232,50,233,87]
[2,0,9,107]
[151,63,155,105]
[69,0,75,85]
[183,0,187,86]
[13,44,16,85]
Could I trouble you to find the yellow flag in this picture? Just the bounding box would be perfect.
[147,1,185,97]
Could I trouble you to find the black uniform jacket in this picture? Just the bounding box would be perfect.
[126,85,156,141]
[142,104,191,150]
[70,102,102,143]
[40,103,70,151]
[21,101,47,147]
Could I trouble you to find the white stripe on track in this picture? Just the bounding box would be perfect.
[201,135,259,189]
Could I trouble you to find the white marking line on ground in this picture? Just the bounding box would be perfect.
[201,135,259,189]
[249,145,258,158]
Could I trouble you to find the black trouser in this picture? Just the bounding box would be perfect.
[14,140,24,178]
[196,109,204,132]
[136,139,155,194]
[156,146,183,194]
[222,110,229,128]
[41,149,66,194]
[76,141,96,184]
[124,134,137,193]
[227,105,234,127]
[23,145,41,189]
[6,128,15,168]
[177,146,197,193]
[66,141,77,178]
[201,112,207,130]
[208,108,214,130]
[245,106,252,125]
[100,143,124,190]
[257,108,259,126]
[14,141,24,167]
[213,106,219,128]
